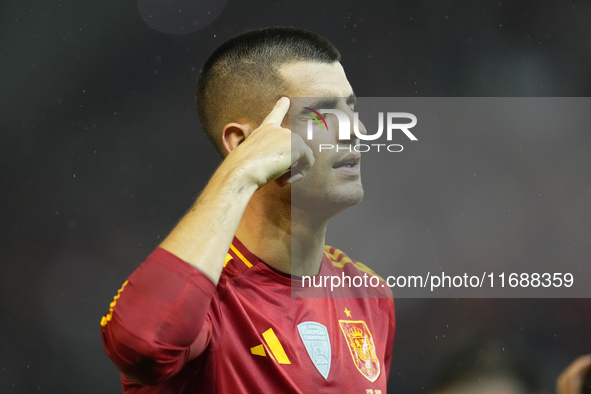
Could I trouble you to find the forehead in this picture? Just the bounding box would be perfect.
[278,61,354,98]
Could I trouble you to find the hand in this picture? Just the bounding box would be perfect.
[557,354,591,394]
[225,97,315,188]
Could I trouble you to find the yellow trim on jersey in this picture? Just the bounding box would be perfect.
[324,246,385,282]
[324,246,354,268]
[223,253,232,267]
[230,244,253,268]
[250,344,266,357]
[262,328,291,364]
[100,280,129,328]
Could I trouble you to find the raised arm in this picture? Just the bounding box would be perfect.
[100,97,314,385]
[158,96,313,281]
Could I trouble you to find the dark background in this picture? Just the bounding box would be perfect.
[1,0,591,393]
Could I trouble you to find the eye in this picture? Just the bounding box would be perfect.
[314,112,331,121]
[302,112,329,121]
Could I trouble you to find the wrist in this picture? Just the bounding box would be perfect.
[217,151,271,191]
[213,157,261,196]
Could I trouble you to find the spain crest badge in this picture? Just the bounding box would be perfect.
[338,320,380,382]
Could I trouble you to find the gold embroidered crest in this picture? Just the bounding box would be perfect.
[338,320,380,382]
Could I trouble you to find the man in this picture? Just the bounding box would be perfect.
[101,26,395,393]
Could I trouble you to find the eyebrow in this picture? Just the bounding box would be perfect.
[303,93,357,112]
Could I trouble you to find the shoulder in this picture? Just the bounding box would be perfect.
[323,245,392,298]
[324,245,384,281]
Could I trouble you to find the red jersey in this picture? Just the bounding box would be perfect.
[101,237,395,393]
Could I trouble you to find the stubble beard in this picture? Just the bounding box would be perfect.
[290,180,364,222]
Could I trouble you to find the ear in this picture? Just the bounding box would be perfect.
[222,123,252,155]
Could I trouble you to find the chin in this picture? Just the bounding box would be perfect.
[330,182,364,204]
[292,182,364,218]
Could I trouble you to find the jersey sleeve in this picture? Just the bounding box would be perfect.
[100,247,217,386]
[383,296,396,380]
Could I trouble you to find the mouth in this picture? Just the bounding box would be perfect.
[332,153,361,175]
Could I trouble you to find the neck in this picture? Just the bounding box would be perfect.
[236,188,328,277]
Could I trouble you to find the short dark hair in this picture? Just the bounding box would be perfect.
[195,26,341,157]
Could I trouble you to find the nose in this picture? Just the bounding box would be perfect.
[337,109,366,142]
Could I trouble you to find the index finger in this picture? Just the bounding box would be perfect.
[261,97,290,126]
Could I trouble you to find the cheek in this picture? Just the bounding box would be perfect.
[309,152,333,179]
